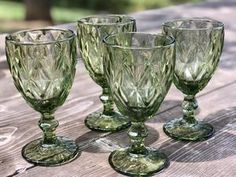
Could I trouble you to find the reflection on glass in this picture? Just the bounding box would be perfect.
[104,32,175,176]
[77,15,136,132]
[162,18,224,141]
[5,29,80,166]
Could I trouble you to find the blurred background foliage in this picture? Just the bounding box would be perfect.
[52,0,202,13]
[0,0,203,32]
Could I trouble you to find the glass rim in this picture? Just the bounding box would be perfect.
[5,28,76,45]
[77,14,135,26]
[103,32,175,50]
[162,18,224,31]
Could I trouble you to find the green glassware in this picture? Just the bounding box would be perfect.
[162,18,224,141]
[77,15,136,132]
[5,29,80,166]
[103,32,175,176]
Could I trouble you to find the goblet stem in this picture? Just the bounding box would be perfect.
[128,122,148,155]
[109,121,168,175]
[84,86,129,132]
[38,113,59,145]
[22,112,79,166]
[164,94,214,141]
[100,87,114,116]
[182,95,198,124]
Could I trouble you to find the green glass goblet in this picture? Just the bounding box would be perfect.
[162,18,224,141]
[5,29,80,166]
[103,32,175,176]
[77,15,136,132]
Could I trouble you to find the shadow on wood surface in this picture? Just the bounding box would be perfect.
[148,99,191,124]
[76,125,159,153]
[75,99,186,153]
[0,60,8,70]
[0,60,9,79]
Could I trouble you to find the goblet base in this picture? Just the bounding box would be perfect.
[22,136,80,166]
[163,118,214,141]
[85,111,130,132]
[109,147,168,176]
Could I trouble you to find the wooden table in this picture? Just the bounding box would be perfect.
[1,0,236,176]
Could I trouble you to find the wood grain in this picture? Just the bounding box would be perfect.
[1,0,236,177]
[9,70,236,177]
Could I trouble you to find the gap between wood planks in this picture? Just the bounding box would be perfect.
[6,79,236,177]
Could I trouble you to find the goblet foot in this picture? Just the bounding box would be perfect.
[109,147,168,176]
[163,118,214,141]
[84,111,130,132]
[22,136,80,166]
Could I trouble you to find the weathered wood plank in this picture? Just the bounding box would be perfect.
[1,59,235,177]
[12,72,236,177]
[1,1,236,177]
[0,67,179,176]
